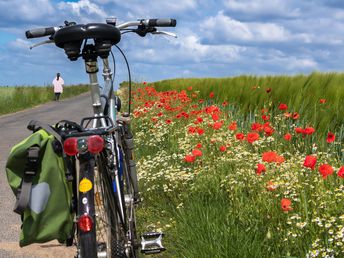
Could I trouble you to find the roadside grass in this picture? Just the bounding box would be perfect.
[124,74,344,257]
[0,85,89,115]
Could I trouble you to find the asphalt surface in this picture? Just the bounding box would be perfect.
[0,93,92,257]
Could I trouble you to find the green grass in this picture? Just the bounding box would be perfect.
[0,85,89,115]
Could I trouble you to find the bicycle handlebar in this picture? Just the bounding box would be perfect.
[25,27,57,39]
[146,19,176,27]
[25,18,177,39]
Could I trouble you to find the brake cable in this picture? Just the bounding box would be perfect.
[114,45,132,115]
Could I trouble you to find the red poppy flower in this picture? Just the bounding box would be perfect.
[279,103,288,111]
[295,127,305,134]
[292,112,300,120]
[181,112,189,119]
[204,105,219,114]
[281,198,293,212]
[246,132,260,144]
[327,132,336,143]
[213,121,223,130]
[337,166,344,178]
[304,127,315,135]
[251,123,263,132]
[212,113,219,121]
[262,151,278,163]
[256,163,266,175]
[219,145,226,152]
[209,92,215,98]
[319,99,326,104]
[236,133,245,141]
[165,119,172,124]
[184,155,195,163]
[284,133,292,141]
[318,164,334,179]
[262,115,270,121]
[275,155,285,164]
[196,117,203,123]
[188,126,196,134]
[264,126,274,136]
[151,117,158,123]
[228,122,237,131]
[197,128,205,135]
[199,99,204,103]
[267,181,277,191]
[266,88,272,93]
[196,143,202,149]
[187,86,193,91]
[222,101,228,106]
[143,81,147,85]
[303,155,317,170]
[284,112,292,118]
[192,149,203,157]
[261,108,269,114]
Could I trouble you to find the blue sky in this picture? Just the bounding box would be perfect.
[1,0,344,86]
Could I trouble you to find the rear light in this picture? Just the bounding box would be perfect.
[63,135,104,156]
[78,214,93,233]
[63,137,78,156]
[87,135,104,154]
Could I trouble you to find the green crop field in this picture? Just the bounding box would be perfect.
[0,85,89,115]
[123,73,344,257]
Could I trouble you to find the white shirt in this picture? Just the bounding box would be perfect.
[52,77,64,93]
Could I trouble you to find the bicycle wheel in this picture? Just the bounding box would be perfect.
[95,154,127,258]
[120,146,139,258]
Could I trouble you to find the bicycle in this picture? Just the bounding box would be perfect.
[25,17,177,258]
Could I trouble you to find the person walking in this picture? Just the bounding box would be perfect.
[52,73,64,101]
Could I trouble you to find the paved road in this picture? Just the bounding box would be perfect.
[0,93,93,257]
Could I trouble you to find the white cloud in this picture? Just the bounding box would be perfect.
[0,0,54,24]
[93,0,198,19]
[287,58,318,70]
[223,0,301,19]
[9,38,32,49]
[201,12,290,43]
[58,0,108,21]
[127,32,245,65]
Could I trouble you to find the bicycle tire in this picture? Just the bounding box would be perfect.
[120,146,139,258]
[95,154,127,258]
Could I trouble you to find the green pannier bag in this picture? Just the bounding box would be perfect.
[5,120,74,247]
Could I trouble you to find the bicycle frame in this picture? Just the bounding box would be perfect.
[75,53,134,256]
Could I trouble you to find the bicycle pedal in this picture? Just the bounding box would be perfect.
[141,232,165,255]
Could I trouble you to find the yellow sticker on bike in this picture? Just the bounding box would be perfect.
[79,178,92,193]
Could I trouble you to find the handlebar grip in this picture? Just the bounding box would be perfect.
[147,19,177,27]
[25,27,56,39]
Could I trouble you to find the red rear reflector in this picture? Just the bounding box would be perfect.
[63,137,78,156]
[78,214,93,233]
[87,135,104,154]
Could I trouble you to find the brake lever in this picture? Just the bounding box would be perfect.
[151,30,177,38]
[29,39,54,50]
